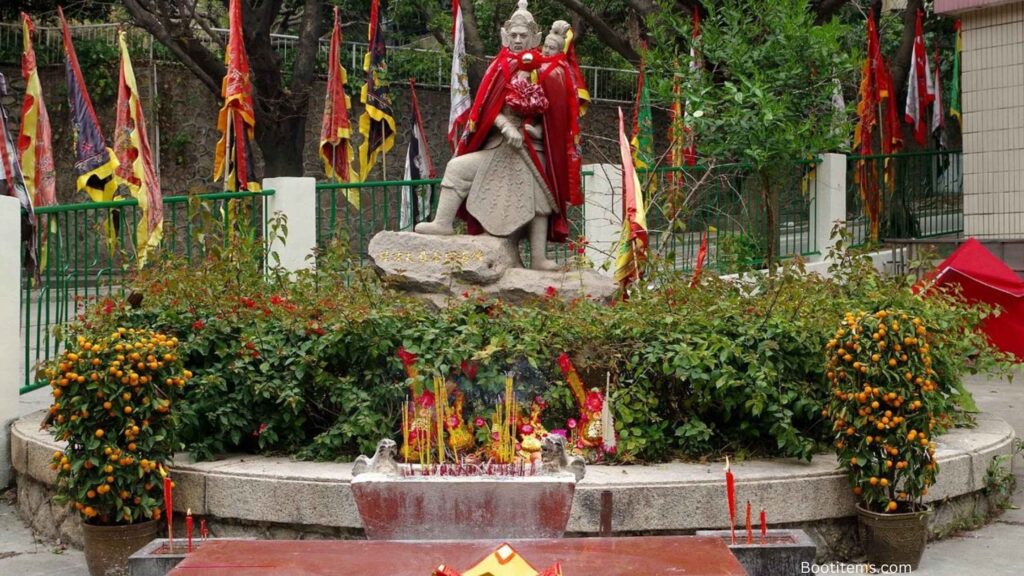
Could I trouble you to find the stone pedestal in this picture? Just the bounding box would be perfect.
[696,529,817,576]
[351,473,577,540]
[367,231,617,304]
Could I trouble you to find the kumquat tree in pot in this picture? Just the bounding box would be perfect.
[44,327,191,576]
[825,309,949,569]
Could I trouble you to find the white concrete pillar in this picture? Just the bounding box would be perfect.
[582,163,623,276]
[1,196,21,487]
[810,153,847,261]
[263,177,317,273]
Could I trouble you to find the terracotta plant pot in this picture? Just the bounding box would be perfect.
[82,519,159,576]
[857,503,931,571]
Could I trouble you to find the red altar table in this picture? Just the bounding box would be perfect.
[166,536,748,575]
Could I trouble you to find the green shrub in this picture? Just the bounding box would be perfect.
[68,236,1009,464]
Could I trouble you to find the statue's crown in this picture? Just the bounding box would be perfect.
[504,0,539,32]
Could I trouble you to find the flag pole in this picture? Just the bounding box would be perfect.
[381,120,387,181]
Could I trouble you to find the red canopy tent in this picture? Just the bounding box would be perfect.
[919,238,1024,361]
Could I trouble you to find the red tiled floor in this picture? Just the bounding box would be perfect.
[167,536,748,575]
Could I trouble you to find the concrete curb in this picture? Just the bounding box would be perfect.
[11,411,1015,534]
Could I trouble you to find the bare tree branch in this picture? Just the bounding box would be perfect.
[123,0,224,96]
[552,0,641,63]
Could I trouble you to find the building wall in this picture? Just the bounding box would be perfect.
[958,1,1024,238]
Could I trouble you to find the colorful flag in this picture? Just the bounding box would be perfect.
[614,108,648,291]
[630,48,654,173]
[0,72,38,277]
[18,13,56,210]
[853,10,883,242]
[905,9,935,147]
[18,13,55,278]
[669,69,685,173]
[59,7,118,203]
[320,6,358,207]
[949,20,961,125]
[399,80,436,231]
[447,0,471,150]
[358,0,397,181]
[563,26,591,116]
[114,31,163,268]
[931,48,946,148]
[683,6,701,166]
[690,232,708,288]
[213,0,260,193]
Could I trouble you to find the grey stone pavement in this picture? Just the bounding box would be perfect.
[1,371,1021,575]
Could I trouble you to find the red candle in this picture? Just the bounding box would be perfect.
[745,501,753,544]
[186,509,194,552]
[162,466,173,553]
[760,508,767,544]
[725,456,736,544]
[200,519,208,540]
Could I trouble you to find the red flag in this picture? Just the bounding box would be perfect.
[904,9,935,146]
[320,7,357,204]
[690,233,708,288]
[213,0,259,192]
[853,10,884,242]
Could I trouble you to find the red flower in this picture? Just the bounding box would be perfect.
[252,423,268,437]
[192,319,206,330]
[474,417,486,428]
[101,298,115,315]
[557,352,573,375]
[460,360,478,380]
[270,295,285,305]
[239,297,257,309]
[520,424,534,435]
[566,418,578,429]
[544,286,558,299]
[397,347,417,369]
[416,390,435,408]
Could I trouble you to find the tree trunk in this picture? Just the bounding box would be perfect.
[459,0,488,91]
[760,170,779,269]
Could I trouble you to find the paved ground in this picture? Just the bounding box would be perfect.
[1,372,1021,575]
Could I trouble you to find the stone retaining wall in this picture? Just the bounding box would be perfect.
[11,411,1016,562]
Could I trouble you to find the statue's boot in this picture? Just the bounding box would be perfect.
[529,216,561,271]
[415,188,463,235]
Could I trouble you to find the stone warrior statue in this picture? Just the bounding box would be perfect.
[416,1,585,271]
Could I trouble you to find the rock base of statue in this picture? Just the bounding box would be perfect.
[368,231,617,305]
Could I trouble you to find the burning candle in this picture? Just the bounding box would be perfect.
[725,456,736,545]
[161,465,174,553]
[745,501,752,544]
[186,509,194,552]
[760,508,767,544]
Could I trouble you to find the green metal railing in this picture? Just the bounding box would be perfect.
[315,179,442,258]
[846,150,963,246]
[629,161,819,274]
[20,190,273,394]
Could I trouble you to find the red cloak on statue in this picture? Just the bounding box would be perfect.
[453,48,582,242]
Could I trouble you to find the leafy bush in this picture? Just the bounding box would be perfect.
[45,328,190,525]
[67,234,1009,465]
